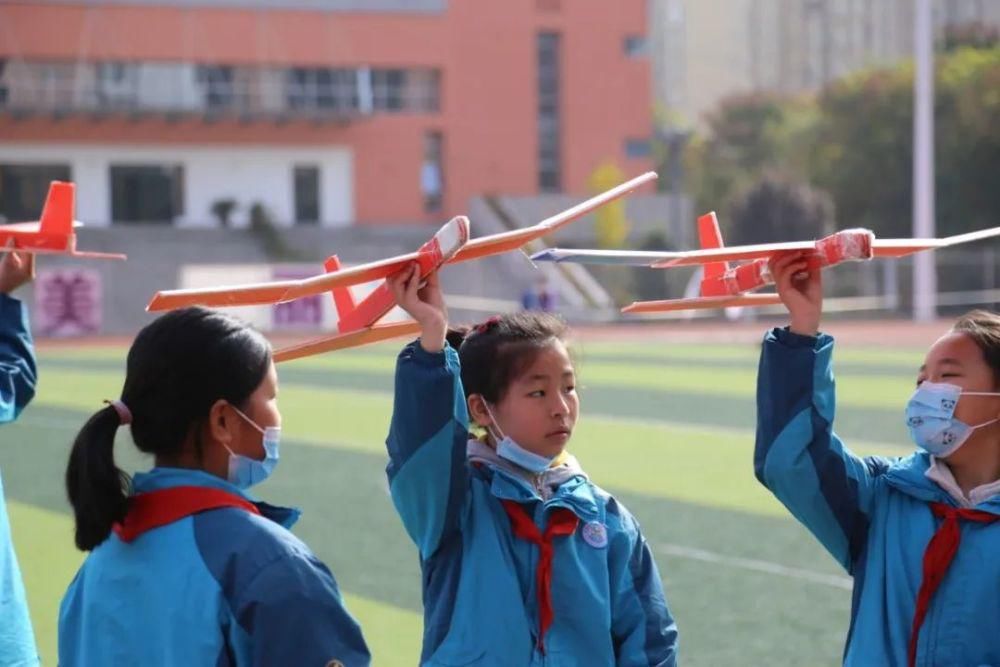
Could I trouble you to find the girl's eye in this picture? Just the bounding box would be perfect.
[564,386,576,394]
[528,390,544,398]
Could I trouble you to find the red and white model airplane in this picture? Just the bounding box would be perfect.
[147,171,658,361]
[531,211,1000,314]
[1,182,126,260]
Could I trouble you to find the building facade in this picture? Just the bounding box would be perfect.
[0,0,653,226]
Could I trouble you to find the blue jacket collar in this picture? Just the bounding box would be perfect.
[132,467,301,528]
[884,453,1000,515]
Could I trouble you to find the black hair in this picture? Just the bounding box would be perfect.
[448,311,569,403]
[952,309,1000,388]
[65,307,271,550]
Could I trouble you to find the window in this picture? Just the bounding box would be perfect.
[422,131,444,213]
[624,35,648,58]
[110,165,184,224]
[96,61,136,107]
[0,60,8,107]
[405,69,440,112]
[0,164,72,223]
[294,165,320,224]
[197,65,234,110]
[285,68,358,113]
[537,32,561,192]
[371,68,440,113]
[372,69,406,111]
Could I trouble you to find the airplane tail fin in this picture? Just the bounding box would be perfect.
[324,255,359,322]
[697,212,729,280]
[38,182,75,238]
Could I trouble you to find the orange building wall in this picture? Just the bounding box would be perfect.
[0,1,652,224]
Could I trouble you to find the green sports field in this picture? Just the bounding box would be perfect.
[2,335,923,665]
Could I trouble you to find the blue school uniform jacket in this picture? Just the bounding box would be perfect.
[59,467,370,666]
[386,341,677,666]
[0,294,39,667]
[756,327,1000,666]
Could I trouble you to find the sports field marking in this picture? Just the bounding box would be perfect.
[656,543,852,590]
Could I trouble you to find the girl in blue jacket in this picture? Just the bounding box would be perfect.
[757,251,1000,667]
[385,264,678,666]
[0,247,39,667]
[59,307,370,666]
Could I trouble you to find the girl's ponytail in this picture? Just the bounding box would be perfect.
[65,405,129,550]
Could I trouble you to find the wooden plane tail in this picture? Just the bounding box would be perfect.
[697,212,729,281]
[39,181,75,238]
[324,255,359,321]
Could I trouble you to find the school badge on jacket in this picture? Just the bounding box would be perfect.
[581,521,608,548]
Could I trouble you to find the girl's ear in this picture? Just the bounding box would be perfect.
[207,399,235,448]
[467,394,492,428]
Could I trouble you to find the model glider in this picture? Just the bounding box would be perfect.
[147,172,658,359]
[1,182,125,260]
[531,211,1000,313]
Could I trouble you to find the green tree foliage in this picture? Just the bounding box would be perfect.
[589,162,631,249]
[728,172,835,245]
[686,46,1000,242]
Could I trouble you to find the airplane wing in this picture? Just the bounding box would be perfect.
[872,226,1000,257]
[533,241,818,268]
[272,320,423,363]
[147,216,470,311]
[648,226,1000,264]
[449,171,658,263]
[622,293,784,313]
[531,248,680,266]
[0,245,126,260]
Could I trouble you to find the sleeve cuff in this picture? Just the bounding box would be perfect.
[400,338,458,367]
[766,326,832,349]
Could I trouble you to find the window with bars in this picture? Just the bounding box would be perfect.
[0,164,72,223]
[537,32,561,192]
[2,60,440,117]
[422,131,444,213]
[294,165,321,224]
[110,165,184,224]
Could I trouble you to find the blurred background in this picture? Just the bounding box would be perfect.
[1,1,999,665]
[1,0,997,334]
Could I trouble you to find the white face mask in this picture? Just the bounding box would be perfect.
[481,401,554,473]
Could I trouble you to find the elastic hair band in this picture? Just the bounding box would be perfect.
[103,399,132,426]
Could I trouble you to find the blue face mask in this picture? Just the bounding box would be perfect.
[484,403,555,473]
[905,381,1000,457]
[225,406,281,490]
[496,437,555,473]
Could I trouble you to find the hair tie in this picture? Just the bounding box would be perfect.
[104,399,133,426]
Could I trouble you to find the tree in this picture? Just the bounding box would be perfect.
[588,162,630,249]
[210,198,237,228]
[942,22,998,52]
[810,46,1000,238]
[728,173,835,245]
[684,92,811,226]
